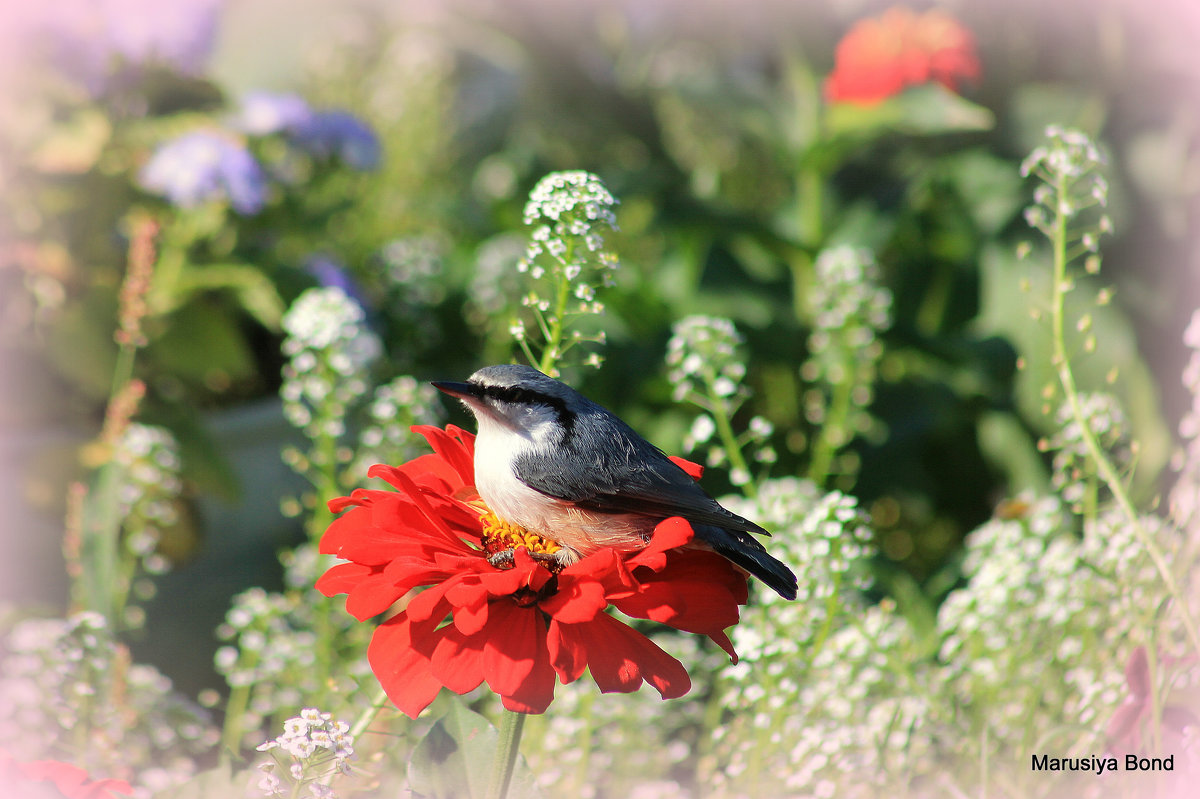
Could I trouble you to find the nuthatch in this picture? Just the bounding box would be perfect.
[434,365,797,600]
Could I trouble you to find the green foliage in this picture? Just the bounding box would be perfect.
[4,3,1198,799]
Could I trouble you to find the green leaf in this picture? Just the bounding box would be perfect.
[826,84,994,138]
[147,300,259,390]
[173,263,287,330]
[408,703,540,799]
[938,149,1026,235]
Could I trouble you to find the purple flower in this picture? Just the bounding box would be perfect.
[292,111,382,171]
[304,254,364,302]
[233,91,314,136]
[138,131,268,215]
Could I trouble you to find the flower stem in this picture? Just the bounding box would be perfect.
[538,241,575,375]
[486,709,526,799]
[806,356,854,486]
[706,379,757,500]
[219,649,260,759]
[350,685,392,740]
[1047,172,1200,660]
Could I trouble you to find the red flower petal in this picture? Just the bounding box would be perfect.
[552,613,691,699]
[825,6,980,105]
[368,614,446,718]
[668,455,704,480]
[430,625,486,695]
[624,517,695,572]
[483,601,557,714]
[539,570,610,623]
[315,562,408,621]
[413,424,477,486]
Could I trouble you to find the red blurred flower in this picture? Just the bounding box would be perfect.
[0,751,132,799]
[317,425,749,716]
[825,6,980,104]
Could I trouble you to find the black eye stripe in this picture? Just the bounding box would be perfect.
[475,383,574,432]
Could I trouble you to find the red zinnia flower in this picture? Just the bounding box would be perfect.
[0,751,133,799]
[317,425,749,716]
[825,6,980,105]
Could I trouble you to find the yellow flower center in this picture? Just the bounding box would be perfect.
[479,510,562,558]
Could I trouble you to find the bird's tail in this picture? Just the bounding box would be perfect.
[693,524,798,601]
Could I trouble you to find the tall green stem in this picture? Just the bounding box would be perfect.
[1048,172,1200,659]
[485,709,526,799]
[806,357,854,486]
[538,241,575,374]
[707,379,757,500]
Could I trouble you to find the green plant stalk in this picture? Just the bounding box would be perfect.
[701,368,758,499]
[219,648,261,759]
[537,240,576,374]
[806,356,855,486]
[485,709,526,799]
[350,685,392,739]
[77,340,141,625]
[1047,172,1200,660]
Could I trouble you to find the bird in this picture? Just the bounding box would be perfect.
[432,364,798,600]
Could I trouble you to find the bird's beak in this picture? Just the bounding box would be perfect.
[431,380,482,401]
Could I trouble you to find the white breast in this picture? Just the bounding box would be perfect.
[471,417,650,556]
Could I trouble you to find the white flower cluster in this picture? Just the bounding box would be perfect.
[380,234,447,352]
[380,234,445,307]
[703,480,913,796]
[800,246,891,433]
[667,316,774,481]
[519,169,618,298]
[353,375,444,479]
[936,496,1130,760]
[256,708,355,798]
[111,422,183,580]
[522,170,619,250]
[512,171,619,371]
[711,602,934,799]
[214,586,372,739]
[1045,392,1129,512]
[667,315,747,403]
[0,612,219,795]
[281,287,382,443]
[1020,126,1112,247]
[724,477,874,660]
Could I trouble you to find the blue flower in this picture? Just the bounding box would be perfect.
[138,130,268,215]
[292,111,382,171]
[233,91,314,136]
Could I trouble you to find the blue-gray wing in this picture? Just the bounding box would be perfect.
[512,409,768,536]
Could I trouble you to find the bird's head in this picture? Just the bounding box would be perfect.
[433,365,578,444]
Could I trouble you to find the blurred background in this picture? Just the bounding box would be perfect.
[1,0,1198,715]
